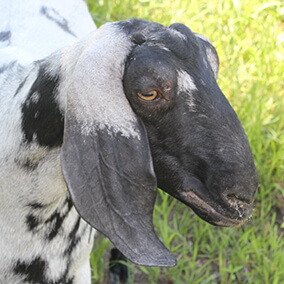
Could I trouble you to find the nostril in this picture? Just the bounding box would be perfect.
[224,193,251,205]
[223,193,253,219]
[223,183,258,205]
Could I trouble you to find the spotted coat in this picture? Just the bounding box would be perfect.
[0,1,96,283]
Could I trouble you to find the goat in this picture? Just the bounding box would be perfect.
[0,0,258,283]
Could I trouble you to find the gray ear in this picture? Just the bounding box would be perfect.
[194,33,219,79]
[60,23,176,267]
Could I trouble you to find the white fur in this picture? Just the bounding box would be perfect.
[0,0,95,65]
[0,140,95,283]
[0,1,145,282]
[60,23,140,139]
[0,1,97,283]
[194,33,219,79]
[177,70,197,111]
[169,29,187,40]
[206,47,219,79]
[194,33,213,45]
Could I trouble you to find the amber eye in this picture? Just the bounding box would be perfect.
[137,90,158,101]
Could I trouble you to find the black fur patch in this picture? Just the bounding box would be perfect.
[117,19,199,60]
[40,6,76,38]
[26,214,40,231]
[46,211,64,240]
[0,31,11,42]
[22,157,40,171]
[14,257,47,283]
[25,203,45,230]
[14,75,28,97]
[21,63,64,148]
[64,217,81,256]
[29,202,45,209]
[13,257,74,284]
[45,198,73,241]
[25,198,73,241]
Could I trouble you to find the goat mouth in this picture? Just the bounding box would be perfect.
[180,191,249,227]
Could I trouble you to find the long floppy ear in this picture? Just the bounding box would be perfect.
[60,23,176,267]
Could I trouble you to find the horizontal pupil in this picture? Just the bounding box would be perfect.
[142,93,154,97]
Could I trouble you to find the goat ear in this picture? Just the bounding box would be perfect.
[194,33,219,79]
[60,23,176,267]
[168,23,219,79]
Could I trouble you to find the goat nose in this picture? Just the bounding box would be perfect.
[222,166,259,205]
[223,185,257,205]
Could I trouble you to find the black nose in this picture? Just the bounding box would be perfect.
[223,183,258,206]
[221,162,258,205]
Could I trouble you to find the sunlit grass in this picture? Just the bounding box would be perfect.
[87,0,284,283]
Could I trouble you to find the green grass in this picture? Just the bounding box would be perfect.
[87,0,284,283]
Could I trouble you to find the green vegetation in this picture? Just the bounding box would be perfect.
[87,0,284,283]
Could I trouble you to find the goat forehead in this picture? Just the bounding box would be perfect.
[130,49,175,79]
[120,20,199,60]
[145,28,186,46]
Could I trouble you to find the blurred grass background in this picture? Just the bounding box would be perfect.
[86,0,284,283]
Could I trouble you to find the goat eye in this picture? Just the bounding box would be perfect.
[137,90,159,101]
